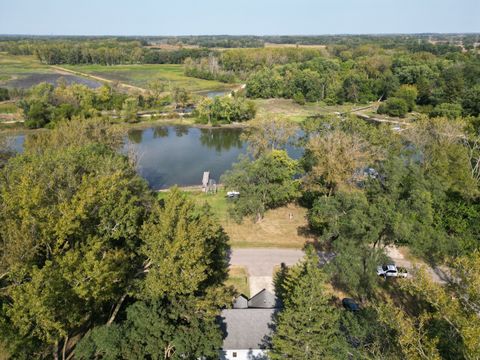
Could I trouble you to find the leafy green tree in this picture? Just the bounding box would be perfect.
[377,97,409,117]
[293,91,306,104]
[76,188,231,359]
[242,115,298,158]
[121,97,139,123]
[76,298,222,360]
[172,87,190,108]
[0,87,9,101]
[196,96,256,125]
[398,263,480,359]
[0,143,150,358]
[429,102,463,119]
[308,191,389,299]
[140,188,230,300]
[462,84,480,117]
[222,150,299,222]
[394,84,418,111]
[270,248,349,359]
[246,68,282,98]
[303,129,374,194]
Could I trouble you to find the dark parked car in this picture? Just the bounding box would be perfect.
[342,298,360,312]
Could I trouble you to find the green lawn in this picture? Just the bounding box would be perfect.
[62,63,236,93]
[159,188,311,249]
[225,266,249,297]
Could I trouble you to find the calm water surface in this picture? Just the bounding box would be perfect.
[126,126,247,189]
[8,126,302,190]
[127,126,303,189]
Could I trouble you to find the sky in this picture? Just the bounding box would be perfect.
[0,0,479,36]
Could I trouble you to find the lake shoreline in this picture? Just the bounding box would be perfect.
[0,116,251,135]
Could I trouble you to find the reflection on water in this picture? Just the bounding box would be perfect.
[127,126,248,189]
[9,126,302,190]
[199,128,244,152]
[128,126,303,190]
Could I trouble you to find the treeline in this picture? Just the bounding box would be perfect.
[239,46,480,115]
[17,82,128,128]
[165,35,264,48]
[15,80,197,128]
[0,121,232,359]
[195,95,256,125]
[184,56,236,83]
[0,39,215,65]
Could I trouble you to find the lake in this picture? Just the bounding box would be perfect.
[126,126,303,189]
[7,126,303,190]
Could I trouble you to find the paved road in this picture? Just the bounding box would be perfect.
[230,248,304,295]
[230,246,449,296]
[230,248,304,276]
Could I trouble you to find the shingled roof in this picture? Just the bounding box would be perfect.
[247,289,279,308]
[218,308,277,350]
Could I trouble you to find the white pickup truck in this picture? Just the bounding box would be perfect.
[377,264,408,278]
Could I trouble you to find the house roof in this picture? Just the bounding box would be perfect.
[233,294,249,309]
[218,308,277,350]
[247,289,279,309]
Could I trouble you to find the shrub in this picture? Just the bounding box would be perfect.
[429,103,463,120]
[377,97,408,117]
[0,87,9,101]
[293,92,306,105]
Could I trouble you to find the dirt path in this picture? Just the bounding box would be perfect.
[385,245,450,284]
[50,65,147,93]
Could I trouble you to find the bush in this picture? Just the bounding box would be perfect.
[429,103,463,120]
[293,92,306,105]
[0,88,9,101]
[394,84,418,111]
[377,97,408,117]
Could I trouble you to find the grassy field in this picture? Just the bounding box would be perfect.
[0,53,236,94]
[62,63,236,92]
[0,53,55,87]
[161,189,311,248]
[254,98,358,123]
[225,266,249,297]
[0,102,18,114]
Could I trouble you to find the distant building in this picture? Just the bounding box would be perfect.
[218,290,279,360]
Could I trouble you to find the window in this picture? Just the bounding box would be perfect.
[232,352,237,358]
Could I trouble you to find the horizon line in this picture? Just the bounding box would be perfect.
[1,32,479,38]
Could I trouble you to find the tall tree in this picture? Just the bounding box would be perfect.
[0,143,151,359]
[242,116,298,158]
[270,248,349,359]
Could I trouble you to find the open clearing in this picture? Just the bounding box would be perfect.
[222,204,311,248]
[164,189,311,248]
[62,63,237,93]
[255,98,357,122]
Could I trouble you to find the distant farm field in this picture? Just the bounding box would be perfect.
[0,53,101,89]
[0,53,236,93]
[62,63,236,92]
